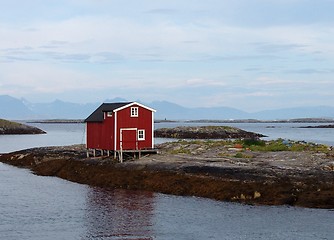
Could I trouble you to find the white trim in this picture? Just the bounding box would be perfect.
[120,128,138,150]
[152,111,155,148]
[130,107,139,117]
[138,129,145,141]
[120,128,137,131]
[120,128,137,142]
[113,102,156,113]
[85,123,88,149]
[114,111,117,151]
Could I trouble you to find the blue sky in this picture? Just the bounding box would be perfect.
[1,0,334,111]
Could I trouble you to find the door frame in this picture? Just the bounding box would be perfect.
[120,128,138,150]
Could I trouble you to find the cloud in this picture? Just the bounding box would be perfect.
[284,68,334,74]
[1,1,334,110]
[185,78,226,87]
[248,77,294,86]
[253,42,308,53]
[144,8,177,15]
[1,13,334,66]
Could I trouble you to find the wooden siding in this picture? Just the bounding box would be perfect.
[86,103,153,151]
[86,114,115,150]
[116,104,153,150]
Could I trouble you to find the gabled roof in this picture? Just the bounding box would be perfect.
[85,102,131,122]
[85,102,156,122]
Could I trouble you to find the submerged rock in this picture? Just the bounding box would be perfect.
[154,126,266,139]
[0,119,46,135]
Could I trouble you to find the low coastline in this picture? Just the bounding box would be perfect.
[1,140,334,209]
[0,119,46,135]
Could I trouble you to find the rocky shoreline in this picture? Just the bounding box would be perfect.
[154,126,266,139]
[1,140,334,209]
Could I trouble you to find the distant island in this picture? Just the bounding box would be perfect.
[27,119,84,124]
[154,126,266,139]
[185,118,334,123]
[0,119,46,134]
[27,118,334,125]
[300,124,334,128]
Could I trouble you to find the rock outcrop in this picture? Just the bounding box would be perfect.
[154,126,265,139]
[0,119,46,134]
[1,141,334,209]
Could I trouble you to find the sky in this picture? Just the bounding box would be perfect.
[1,0,334,111]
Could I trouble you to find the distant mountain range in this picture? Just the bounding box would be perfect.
[1,95,334,120]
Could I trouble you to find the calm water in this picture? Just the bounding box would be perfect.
[155,122,334,146]
[1,163,333,240]
[0,122,334,239]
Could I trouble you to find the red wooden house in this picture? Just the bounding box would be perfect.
[85,102,156,160]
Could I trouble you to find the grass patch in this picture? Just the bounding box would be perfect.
[234,152,244,158]
[249,140,289,152]
[0,119,23,129]
[169,148,192,155]
[167,138,330,155]
[242,139,266,147]
[241,138,330,153]
[233,152,253,158]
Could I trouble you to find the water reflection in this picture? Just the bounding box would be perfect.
[84,188,155,239]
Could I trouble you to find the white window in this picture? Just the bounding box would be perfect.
[138,130,145,140]
[107,112,113,117]
[131,107,138,117]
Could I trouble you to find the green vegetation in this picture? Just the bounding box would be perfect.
[0,118,46,134]
[234,152,253,158]
[242,138,266,147]
[175,139,233,148]
[239,138,330,153]
[0,119,23,129]
[234,152,243,158]
[169,148,192,155]
[166,138,331,156]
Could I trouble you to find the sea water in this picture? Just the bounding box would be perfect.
[0,163,333,240]
[0,122,333,239]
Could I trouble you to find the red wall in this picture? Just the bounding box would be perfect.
[86,104,153,151]
[116,104,153,150]
[86,113,115,150]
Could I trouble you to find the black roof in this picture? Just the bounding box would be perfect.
[85,102,132,122]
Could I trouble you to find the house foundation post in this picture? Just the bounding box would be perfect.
[120,150,123,163]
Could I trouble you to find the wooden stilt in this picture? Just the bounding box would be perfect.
[93,149,96,157]
[86,149,90,158]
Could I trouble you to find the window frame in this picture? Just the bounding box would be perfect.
[131,107,139,117]
[137,129,145,141]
